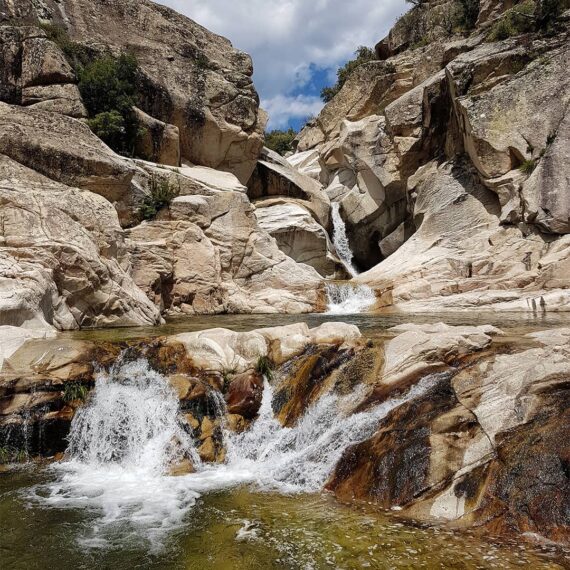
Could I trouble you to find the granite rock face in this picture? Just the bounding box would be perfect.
[0,0,327,328]
[327,324,570,547]
[291,4,570,310]
[125,163,323,316]
[0,155,160,329]
[35,0,264,183]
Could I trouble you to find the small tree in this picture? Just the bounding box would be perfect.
[78,53,141,156]
[265,128,297,156]
[458,0,481,30]
[535,0,568,29]
[320,46,376,103]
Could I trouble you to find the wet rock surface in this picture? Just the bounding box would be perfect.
[2,320,568,547]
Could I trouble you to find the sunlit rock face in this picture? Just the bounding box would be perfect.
[0,155,161,330]
[1,0,265,183]
[0,1,328,327]
[125,163,323,316]
[327,324,570,546]
[290,6,570,309]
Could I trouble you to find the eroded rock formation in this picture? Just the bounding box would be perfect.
[2,320,568,545]
[290,2,570,309]
[0,0,325,329]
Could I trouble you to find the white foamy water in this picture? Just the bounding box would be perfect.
[33,359,202,547]
[325,282,376,315]
[219,375,439,493]
[31,359,440,548]
[331,202,358,277]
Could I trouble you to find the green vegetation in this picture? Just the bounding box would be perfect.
[486,0,569,40]
[39,24,142,155]
[63,382,89,403]
[139,175,180,220]
[265,128,297,155]
[79,53,142,156]
[39,22,91,68]
[519,158,537,174]
[320,46,376,103]
[457,0,481,30]
[487,1,536,40]
[536,0,570,29]
[0,446,28,464]
[255,355,274,382]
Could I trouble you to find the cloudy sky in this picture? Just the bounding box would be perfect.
[159,0,407,131]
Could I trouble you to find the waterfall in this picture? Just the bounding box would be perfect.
[331,202,358,277]
[325,282,376,315]
[67,359,199,472]
[222,374,440,493]
[33,358,440,548]
[328,203,375,314]
[36,359,202,548]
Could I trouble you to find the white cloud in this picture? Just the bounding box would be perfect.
[158,0,408,127]
[262,94,324,130]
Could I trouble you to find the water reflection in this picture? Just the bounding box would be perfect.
[59,310,570,343]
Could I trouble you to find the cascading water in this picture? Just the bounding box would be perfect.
[33,358,441,548]
[331,202,358,277]
[67,359,198,470]
[325,282,376,315]
[221,374,440,492]
[36,359,202,548]
[328,203,376,314]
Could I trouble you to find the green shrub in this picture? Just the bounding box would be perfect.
[255,355,273,382]
[519,158,537,174]
[265,128,297,156]
[63,382,89,403]
[39,24,141,156]
[88,110,127,151]
[39,22,91,68]
[139,175,180,220]
[397,4,430,48]
[487,1,536,40]
[457,0,481,30]
[320,46,376,103]
[78,53,141,156]
[536,0,570,29]
[0,446,28,464]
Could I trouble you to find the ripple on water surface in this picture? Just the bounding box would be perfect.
[0,470,567,569]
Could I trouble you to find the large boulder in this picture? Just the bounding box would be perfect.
[126,164,323,315]
[0,155,161,329]
[0,103,136,202]
[254,202,339,277]
[247,148,330,228]
[35,0,265,183]
[133,107,180,167]
[523,106,570,234]
[357,160,570,311]
[0,24,86,118]
[226,370,264,419]
[323,324,570,545]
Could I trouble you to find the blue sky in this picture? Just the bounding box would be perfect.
[160,0,407,131]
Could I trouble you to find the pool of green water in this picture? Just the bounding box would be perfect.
[1,467,567,570]
[59,310,570,343]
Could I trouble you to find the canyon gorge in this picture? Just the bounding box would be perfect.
[0,0,569,567]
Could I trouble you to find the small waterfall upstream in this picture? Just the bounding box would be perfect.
[331,202,358,277]
[34,359,440,547]
[327,202,376,314]
[325,282,376,315]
